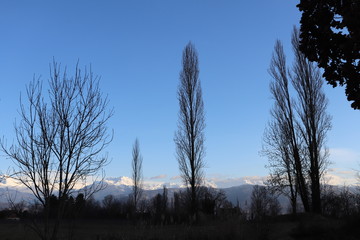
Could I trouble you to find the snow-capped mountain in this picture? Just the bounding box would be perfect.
[1,175,358,213]
[0,177,28,190]
[0,175,268,208]
[205,176,267,188]
[103,176,183,190]
[0,177,34,209]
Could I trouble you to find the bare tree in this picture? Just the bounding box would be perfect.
[5,188,27,216]
[174,42,206,218]
[131,138,143,211]
[263,28,331,214]
[1,61,112,240]
[250,185,281,220]
[265,39,310,212]
[291,29,331,214]
[263,119,298,214]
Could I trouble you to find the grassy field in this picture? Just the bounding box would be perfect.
[0,214,359,240]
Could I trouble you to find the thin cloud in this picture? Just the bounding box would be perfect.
[324,168,358,186]
[150,174,167,180]
[170,175,182,180]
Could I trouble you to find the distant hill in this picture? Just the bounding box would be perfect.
[1,176,357,212]
[0,176,262,208]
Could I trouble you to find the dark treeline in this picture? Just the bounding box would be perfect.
[0,186,238,224]
[4,184,360,224]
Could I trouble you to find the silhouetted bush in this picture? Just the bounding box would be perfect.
[250,185,281,220]
[321,186,359,218]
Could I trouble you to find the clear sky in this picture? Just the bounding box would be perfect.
[0,1,359,187]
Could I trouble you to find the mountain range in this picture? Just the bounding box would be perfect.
[1,176,355,212]
[0,176,266,209]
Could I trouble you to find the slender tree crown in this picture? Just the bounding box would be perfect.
[265,39,310,213]
[175,42,206,215]
[132,138,143,210]
[263,28,331,214]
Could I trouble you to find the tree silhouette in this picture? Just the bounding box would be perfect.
[291,29,331,214]
[1,60,112,240]
[263,118,298,214]
[250,185,280,220]
[297,0,360,109]
[131,138,143,212]
[174,42,206,219]
[264,28,331,214]
[265,38,310,212]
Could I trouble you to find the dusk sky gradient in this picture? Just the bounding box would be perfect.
[1,1,359,187]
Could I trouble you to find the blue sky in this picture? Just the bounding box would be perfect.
[0,1,359,186]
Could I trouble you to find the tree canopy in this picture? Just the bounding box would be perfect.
[297,0,360,109]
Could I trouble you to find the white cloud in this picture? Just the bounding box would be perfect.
[324,168,358,186]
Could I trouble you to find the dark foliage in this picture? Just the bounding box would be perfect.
[297,0,360,109]
[1,190,360,240]
[6,186,237,224]
[321,186,360,218]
